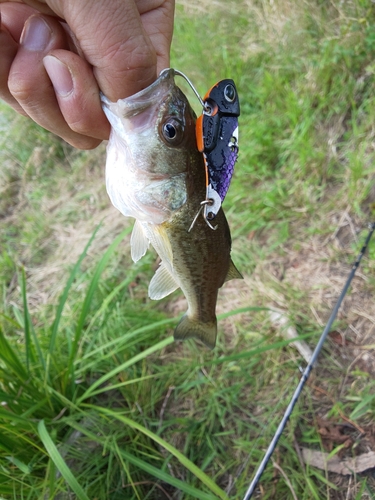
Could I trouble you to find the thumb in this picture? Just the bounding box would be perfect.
[48,0,157,100]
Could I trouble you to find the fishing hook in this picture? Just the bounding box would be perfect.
[188,200,218,233]
[171,69,208,111]
[243,222,375,499]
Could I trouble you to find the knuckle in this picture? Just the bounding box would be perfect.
[104,36,156,74]
[67,115,96,137]
[66,135,101,150]
[8,74,33,103]
[67,138,102,150]
[64,100,107,141]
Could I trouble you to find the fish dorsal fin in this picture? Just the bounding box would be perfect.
[224,259,243,283]
[149,263,179,300]
[130,220,149,263]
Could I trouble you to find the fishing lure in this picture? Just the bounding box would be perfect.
[172,70,240,230]
[196,79,240,225]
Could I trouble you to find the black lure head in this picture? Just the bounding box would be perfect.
[203,79,240,117]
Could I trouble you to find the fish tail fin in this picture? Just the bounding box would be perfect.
[174,314,217,349]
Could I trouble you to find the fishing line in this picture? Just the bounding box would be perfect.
[242,222,375,500]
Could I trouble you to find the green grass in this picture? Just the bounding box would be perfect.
[1,0,375,498]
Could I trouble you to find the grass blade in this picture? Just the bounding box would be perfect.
[38,420,90,500]
[20,268,34,372]
[5,456,31,474]
[117,448,219,500]
[79,267,142,357]
[0,408,35,427]
[0,432,19,453]
[217,306,270,320]
[94,407,229,500]
[48,224,101,355]
[0,326,28,381]
[21,268,46,372]
[66,420,219,500]
[77,336,174,403]
[77,318,176,366]
[68,227,132,373]
[210,333,315,365]
[82,273,134,338]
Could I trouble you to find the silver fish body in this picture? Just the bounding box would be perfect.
[101,69,241,348]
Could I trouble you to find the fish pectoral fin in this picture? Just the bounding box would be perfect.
[148,263,179,300]
[174,314,217,349]
[224,259,243,283]
[131,220,149,263]
[153,225,174,265]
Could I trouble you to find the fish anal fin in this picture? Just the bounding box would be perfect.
[131,220,149,263]
[149,263,179,300]
[224,259,243,283]
[174,314,217,349]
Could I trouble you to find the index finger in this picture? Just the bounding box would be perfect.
[0,0,158,99]
[43,0,157,100]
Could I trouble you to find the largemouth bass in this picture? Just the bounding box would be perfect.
[101,68,242,348]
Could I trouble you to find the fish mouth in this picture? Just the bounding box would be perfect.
[120,68,176,113]
[101,69,178,132]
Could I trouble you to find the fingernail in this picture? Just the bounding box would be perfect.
[21,16,52,51]
[43,55,74,97]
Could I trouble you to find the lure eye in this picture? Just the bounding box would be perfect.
[161,118,184,146]
[224,84,236,102]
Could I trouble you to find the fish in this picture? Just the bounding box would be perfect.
[101,68,242,349]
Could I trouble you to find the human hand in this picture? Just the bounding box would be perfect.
[0,0,175,149]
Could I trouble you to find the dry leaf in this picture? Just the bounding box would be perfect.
[269,309,313,363]
[302,448,375,475]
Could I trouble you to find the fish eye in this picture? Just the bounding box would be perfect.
[160,118,184,146]
[224,84,236,102]
[163,123,176,139]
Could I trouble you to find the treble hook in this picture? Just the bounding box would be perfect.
[188,200,218,233]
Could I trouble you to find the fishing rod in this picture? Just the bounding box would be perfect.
[243,221,375,500]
